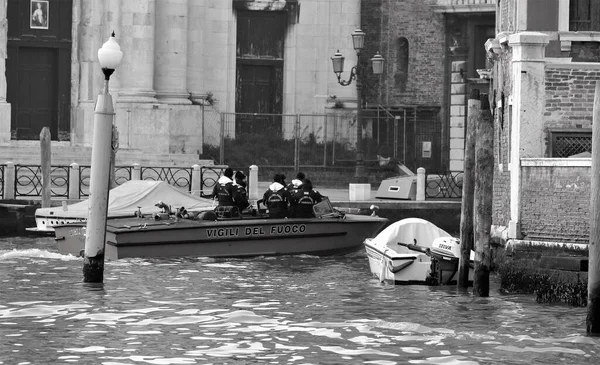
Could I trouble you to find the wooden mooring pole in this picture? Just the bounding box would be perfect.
[459,89,480,287]
[40,127,52,208]
[473,94,494,297]
[587,80,600,333]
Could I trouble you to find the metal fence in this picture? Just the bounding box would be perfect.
[206,107,444,173]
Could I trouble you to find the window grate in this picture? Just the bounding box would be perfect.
[551,133,592,157]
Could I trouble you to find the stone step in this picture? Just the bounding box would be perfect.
[0,144,214,167]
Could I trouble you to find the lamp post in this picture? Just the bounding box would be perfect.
[83,32,123,283]
[331,28,384,179]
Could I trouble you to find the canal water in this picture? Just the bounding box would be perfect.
[1,236,598,364]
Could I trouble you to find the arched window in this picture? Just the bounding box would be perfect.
[396,37,409,92]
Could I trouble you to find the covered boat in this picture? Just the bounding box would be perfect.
[54,199,389,260]
[364,218,473,285]
[28,180,215,233]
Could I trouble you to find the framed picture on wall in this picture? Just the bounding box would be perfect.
[30,0,49,29]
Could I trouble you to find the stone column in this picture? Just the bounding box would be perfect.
[79,0,101,102]
[0,0,11,143]
[187,0,205,103]
[155,0,191,104]
[118,0,156,103]
[507,32,549,239]
[449,60,467,171]
[104,0,122,91]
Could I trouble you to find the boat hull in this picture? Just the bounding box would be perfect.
[54,214,388,260]
[365,238,434,284]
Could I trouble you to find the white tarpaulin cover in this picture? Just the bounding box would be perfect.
[369,217,451,253]
[36,180,215,220]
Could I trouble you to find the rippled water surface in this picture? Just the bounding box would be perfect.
[1,236,598,364]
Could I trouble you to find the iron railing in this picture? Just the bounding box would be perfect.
[15,165,70,198]
[0,164,234,200]
[425,172,464,199]
[140,166,192,190]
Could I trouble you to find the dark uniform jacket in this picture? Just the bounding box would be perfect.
[263,182,291,218]
[290,188,323,218]
[212,176,235,207]
[233,181,250,212]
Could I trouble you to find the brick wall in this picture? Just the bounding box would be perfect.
[520,164,591,243]
[363,0,445,107]
[544,66,599,132]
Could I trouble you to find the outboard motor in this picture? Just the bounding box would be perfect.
[430,237,460,284]
[430,237,461,272]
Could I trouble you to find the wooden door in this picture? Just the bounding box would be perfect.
[7,47,58,140]
[235,11,285,136]
[6,0,72,141]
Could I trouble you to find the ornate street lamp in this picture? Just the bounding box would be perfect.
[331,29,384,179]
[83,32,123,284]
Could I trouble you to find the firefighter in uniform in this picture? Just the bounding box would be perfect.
[212,168,237,216]
[262,174,292,218]
[290,179,323,218]
[233,170,250,213]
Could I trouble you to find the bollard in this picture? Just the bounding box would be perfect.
[69,163,80,200]
[4,162,15,200]
[132,163,141,180]
[416,167,425,201]
[191,164,201,196]
[249,165,259,200]
[459,89,480,287]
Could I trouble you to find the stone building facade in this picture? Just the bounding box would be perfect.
[0,0,497,173]
[488,0,600,244]
[0,0,362,164]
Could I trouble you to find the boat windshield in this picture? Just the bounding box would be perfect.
[313,198,342,218]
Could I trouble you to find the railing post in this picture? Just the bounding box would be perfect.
[132,163,141,180]
[192,164,201,196]
[219,113,225,165]
[323,114,328,167]
[69,163,79,200]
[4,162,15,200]
[249,164,259,200]
[416,167,426,201]
[294,114,300,171]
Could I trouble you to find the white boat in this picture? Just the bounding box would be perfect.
[364,218,473,285]
[27,180,215,233]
